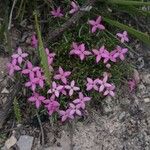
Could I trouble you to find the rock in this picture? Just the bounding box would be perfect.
[118,112,126,121]
[4,135,17,149]
[142,74,150,85]
[17,135,34,150]
[144,98,150,103]
[1,88,9,94]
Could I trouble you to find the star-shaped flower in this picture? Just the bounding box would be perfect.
[51,7,63,18]
[54,67,71,84]
[12,47,28,64]
[69,1,79,14]
[86,78,99,91]
[88,16,105,33]
[65,80,80,96]
[28,92,45,109]
[116,31,129,43]
[47,81,63,97]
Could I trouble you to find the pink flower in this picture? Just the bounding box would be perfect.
[51,7,63,18]
[88,16,105,33]
[28,92,45,109]
[69,1,79,14]
[22,61,40,77]
[12,47,28,64]
[70,42,91,61]
[101,50,118,64]
[103,84,115,97]
[86,78,99,91]
[47,81,63,97]
[35,70,45,88]
[92,46,107,63]
[116,31,129,43]
[73,92,91,109]
[54,67,71,84]
[45,48,56,65]
[114,46,128,61]
[59,109,74,122]
[97,74,111,92]
[31,34,38,48]
[25,74,39,91]
[128,79,136,92]
[44,97,60,115]
[69,103,82,116]
[7,59,21,76]
[65,80,80,96]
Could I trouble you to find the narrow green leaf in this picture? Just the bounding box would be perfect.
[34,11,51,85]
[103,17,150,45]
[108,0,150,6]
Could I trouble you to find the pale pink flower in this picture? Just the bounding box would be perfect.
[25,74,39,91]
[12,47,28,64]
[116,31,129,43]
[45,48,56,65]
[73,92,91,109]
[97,74,111,92]
[51,7,63,18]
[65,80,80,96]
[128,79,136,92]
[69,103,82,116]
[59,109,74,122]
[28,92,45,109]
[54,67,71,84]
[47,81,63,97]
[86,78,99,91]
[88,16,105,33]
[92,46,107,63]
[103,84,115,97]
[69,1,79,14]
[7,59,21,76]
[22,61,40,77]
[113,46,128,61]
[31,34,38,48]
[70,43,91,60]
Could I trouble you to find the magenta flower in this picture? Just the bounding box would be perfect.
[28,92,45,109]
[88,16,105,33]
[51,7,63,18]
[69,103,82,116]
[31,34,38,48]
[22,61,40,77]
[70,43,91,61]
[7,59,21,76]
[44,97,60,115]
[54,67,71,84]
[116,31,129,43]
[97,74,111,92]
[25,74,39,91]
[103,84,115,97]
[92,46,107,63]
[59,109,74,122]
[45,48,56,65]
[65,80,80,96]
[47,81,63,97]
[73,92,91,109]
[86,78,99,91]
[69,1,79,14]
[114,46,128,61]
[35,70,45,88]
[12,47,28,64]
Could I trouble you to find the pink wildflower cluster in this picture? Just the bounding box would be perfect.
[70,43,128,68]
[86,74,115,97]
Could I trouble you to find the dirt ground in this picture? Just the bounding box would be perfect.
[0,44,150,150]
